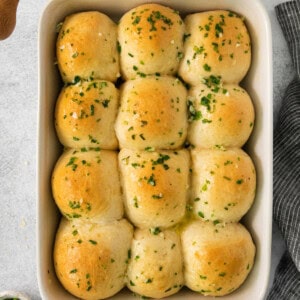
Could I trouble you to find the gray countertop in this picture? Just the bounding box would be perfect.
[0,0,291,298]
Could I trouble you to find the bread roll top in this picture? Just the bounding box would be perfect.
[54,218,133,300]
[179,10,251,85]
[181,220,255,296]
[190,148,256,223]
[126,228,184,298]
[119,148,190,229]
[55,80,119,149]
[115,76,188,150]
[57,11,120,83]
[187,83,255,148]
[52,148,123,222]
[118,3,184,79]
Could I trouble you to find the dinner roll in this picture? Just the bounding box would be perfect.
[57,11,120,83]
[187,83,255,148]
[179,10,251,85]
[118,3,184,79]
[52,148,123,222]
[191,148,256,223]
[115,76,188,150]
[119,148,189,229]
[127,228,184,298]
[54,218,133,300]
[181,221,255,296]
[55,80,119,149]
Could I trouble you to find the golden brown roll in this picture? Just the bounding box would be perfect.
[118,3,184,80]
[126,228,184,298]
[52,148,123,222]
[190,148,256,223]
[57,11,120,83]
[54,218,133,300]
[115,76,188,150]
[55,80,119,150]
[179,10,251,85]
[187,83,255,148]
[119,148,189,229]
[181,220,255,296]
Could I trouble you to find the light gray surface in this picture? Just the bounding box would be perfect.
[0,0,291,299]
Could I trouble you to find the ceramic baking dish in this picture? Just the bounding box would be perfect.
[37,0,273,299]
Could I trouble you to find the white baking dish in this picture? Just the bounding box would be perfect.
[37,0,273,299]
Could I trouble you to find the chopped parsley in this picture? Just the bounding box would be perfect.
[89,240,97,245]
[152,194,163,199]
[203,63,211,72]
[150,227,161,235]
[69,201,81,209]
[147,174,156,186]
[198,211,205,218]
[187,100,202,121]
[66,156,78,171]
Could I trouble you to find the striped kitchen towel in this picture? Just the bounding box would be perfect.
[267,1,300,299]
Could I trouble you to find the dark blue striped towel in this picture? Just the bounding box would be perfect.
[267,1,300,299]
